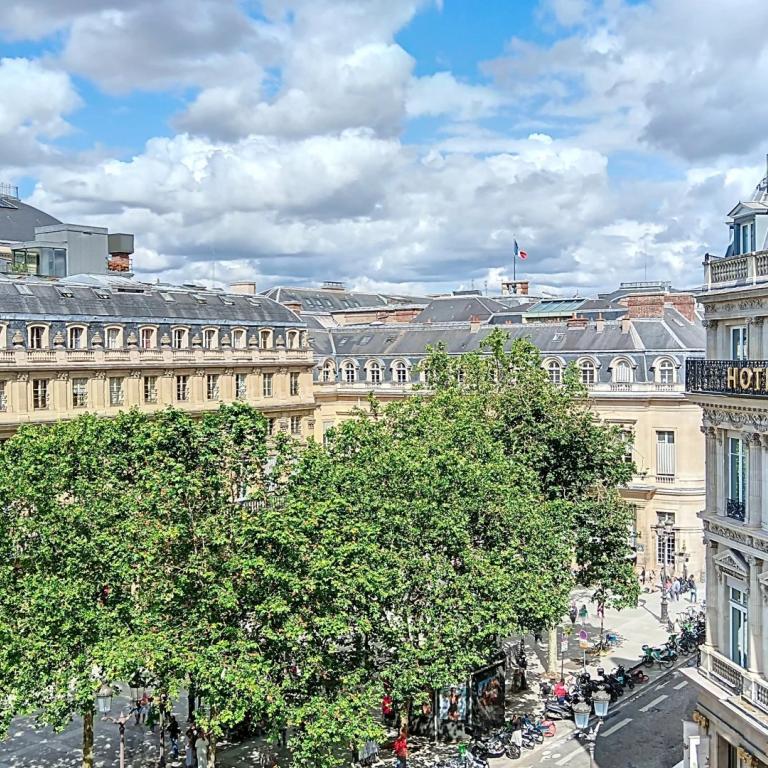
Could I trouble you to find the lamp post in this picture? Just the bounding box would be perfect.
[572,690,611,767]
[653,519,675,625]
[97,683,132,768]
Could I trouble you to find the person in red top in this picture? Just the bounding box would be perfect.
[553,679,568,703]
[381,693,394,725]
[393,729,408,768]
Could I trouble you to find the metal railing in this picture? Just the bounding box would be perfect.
[685,358,768,397]
[726,498,746,522]
[700,646,768,716]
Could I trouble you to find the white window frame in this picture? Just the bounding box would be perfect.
[393,360,409,385]
[730,326,748,361]
[289,371,300,396]
[655,512,676,566]
[231,328,246,349]
[28,325,47,349]
[728,436,748,509]
[172,327,189,349]
[262,372,273,398]
[67,325,87,350]
[287,330,299,350]
[235,372,247,399]
[368,361,382,385]
[72,377,88,408]
[176,375,189,402]
[108,376,125,407]
[139,326,157,350]
[656,430,676,482]
[202,328,218,350]
[657,359,676,385]
[729,585,749,668]
[259,329,273,349]
[546,359,562,385]
[322,360,336,383]
[144,376,158,404]
[32,378,49,409]
[579,359,596,385]
[105,326,122,350]
[611,358,633,383]
[206,373,220,401]
[343,361,356,384]
[0,379,8,411]
[290,415,301,435]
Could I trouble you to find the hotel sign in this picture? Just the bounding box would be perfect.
[686,358,768,397]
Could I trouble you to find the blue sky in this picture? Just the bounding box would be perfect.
[1,0,767,294]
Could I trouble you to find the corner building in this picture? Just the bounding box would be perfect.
[684,175,768,768]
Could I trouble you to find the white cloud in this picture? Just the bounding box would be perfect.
[407,72,506,121]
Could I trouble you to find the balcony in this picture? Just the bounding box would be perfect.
[706,249,768,289]
[726,498,747,522]
[686,358,768,398]
[699,646,768,717]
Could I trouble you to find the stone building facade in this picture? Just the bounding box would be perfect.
[683,176,768,768]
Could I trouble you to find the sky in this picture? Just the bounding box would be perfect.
[1,0,767,297]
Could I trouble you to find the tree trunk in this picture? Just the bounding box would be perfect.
[187,680,196,722]
[82,710,94,768]
[209,738,217,768]
[547,627,558,677]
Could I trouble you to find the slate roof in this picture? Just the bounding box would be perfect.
[0,274,303,326]
[263,286,429,313]
[0,198,61,244]
[413,296,509,324]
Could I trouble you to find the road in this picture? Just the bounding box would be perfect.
[506,662,696,768]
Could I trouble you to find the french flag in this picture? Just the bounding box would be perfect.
[514,239,528,260]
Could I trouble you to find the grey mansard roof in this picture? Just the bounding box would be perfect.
[414,296,509,324]
[263,286,429,313]
[0,197,61,243]
[0,274,303,326]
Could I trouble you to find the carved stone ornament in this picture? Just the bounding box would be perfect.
[16,372,28,382]
[162,369,174,378]
[12,329,23,346]
[691,710,709,732]
[758,571,768,605]
[713,548,749,582]
[126,332,138,347]
[53,331,65,347]
[191,334,202,347]
[701,318,717,328]
[91,332,103,348]
[130,369,142,379]
[57,371,69,381]
[248,335,259,348]
[95,371,107,380]
[223,368,234,376]
[737,746,758,768]
[194,368,205,377]
[160,333,171,347]
[221,333,231,347]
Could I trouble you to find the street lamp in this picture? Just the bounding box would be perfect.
[653,519,675,625]
[97,684,132,768]
[573,691,611,767]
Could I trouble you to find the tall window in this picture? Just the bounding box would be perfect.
[144,376,158,404]
[656,431,676,482]
[287,331,299,349]
[369,361,382,385]
[109,377,124,406]
[176,375,189,402]
[547,360,562,385]
[656,512,675,566]
[613,360,632,383]
[290,372,300,396]
[106,327,121,349]
[202,329,217,349]
[262,373,273,397]
[235,373,247,399]
[394,361,408,385]
[172,328,188,349]
[658,360,675,385]
[206,374,220,401]
[68,326,85,349]
[140,327,155,349]
[728,436,748,520]
[0,380,7,411]
[730,586,749,668]
[72,378,88,408]
[343,362,356,384]
[730,326,748,361]
[267,417,275,436]
[290,415,301,435]
[259,329,272,349]
[620,428,634,464]
[29,326,45,349]
[322,361,335,383]
[579,360,596,385]
[232,329,246,349]
[32,379,48,409]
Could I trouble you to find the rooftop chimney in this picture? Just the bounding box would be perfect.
[469,314,482,333]
[621,317,632,334]
[284,300,302,316]
[623,293,665,319]
[566,313,588,330]
[595,312,604,333]
[665,293,697,322]
[230,281,257,295]
[322,281,346,291]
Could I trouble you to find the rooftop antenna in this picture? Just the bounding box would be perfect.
[484,280,488,296]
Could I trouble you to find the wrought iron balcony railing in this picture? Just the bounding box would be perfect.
[726,498,747,522]
[686,358,768,397]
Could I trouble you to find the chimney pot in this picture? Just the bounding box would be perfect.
[230,281,257,295]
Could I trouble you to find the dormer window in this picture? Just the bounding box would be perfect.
[68,326,86,349]
[139,327,156,349]
[733,220,756,255]
[202,328,218,349]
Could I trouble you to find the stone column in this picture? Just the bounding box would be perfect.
[762,435,768,531]
[747,556,762,674]
[715,429,726,517]
[704,319,718,358]
[749,433,762,527]
[703,426,717,515]
[717,321,727,360]
[753,317,765,359]
[705,540,720,653]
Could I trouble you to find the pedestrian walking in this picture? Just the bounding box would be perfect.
[139,693,149,725]
[568,602,577,625]
[195,727,209,768]
[672,578,681,602]
[185,727,196,768]
[578,604,588,625]
[146,698,157,733]
[640,567,646,586]
[393,728,408,768]
[649,570,656,591]
[134,698,142,726]
[168,715,181,759]
[688,575,697,603]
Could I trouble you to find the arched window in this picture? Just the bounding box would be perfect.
[394,361,408,385]
[28,325,47,349]
[657,359,675,385]
[202,328,218,349]
[286,330,299,350]
[579,359,596,386]
[368,361,382,385]
[68,325,87,349]
[546,360,562,385]
[105,326,123,350]
[342,360,356,384]
[259,329,273,349]
[232,328,246,349]
[172,328,188,349]
[322,360,336,383]
[139,327,156,349]
[612,359,633,383]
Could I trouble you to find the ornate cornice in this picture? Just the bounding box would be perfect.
[702,404,768,432]
[692,710,709,732]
